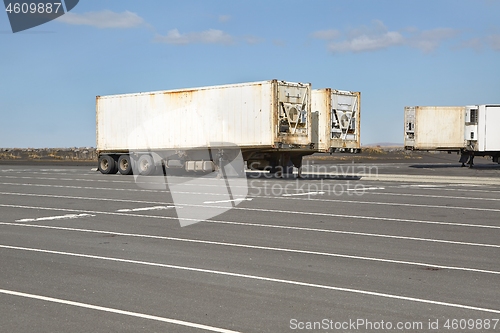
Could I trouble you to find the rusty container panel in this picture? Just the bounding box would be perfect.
[312,89,361,152]
[97,80,312,152]
[274,81,311,146]
[404,106,466,150]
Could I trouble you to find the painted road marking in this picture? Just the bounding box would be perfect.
[400,184,446,188]
[2,221,499,276]
[2,203,500,248]
[2,190,500,233]
[0,289,241,333]
[1,192,500,231]
[1,245,500,315]
[116,206,174,212]
[3,181,500,212]
[16,213,95,222]
[282,191,325,197]
[203,198,252,204]
[367,191,500,201]
[347,187,385,191]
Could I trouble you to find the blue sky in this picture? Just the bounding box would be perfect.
[1,0,499,148]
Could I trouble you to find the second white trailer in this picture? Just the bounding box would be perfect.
[311,89,361,153]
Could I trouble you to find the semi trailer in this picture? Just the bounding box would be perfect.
[312,89,361,153]
[96,80,315,176]
[404,105,500,166]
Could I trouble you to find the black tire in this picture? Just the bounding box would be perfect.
[98,155,117,174]
[117,155,133,175]
[297,166,305,179]
[136,154,156,176]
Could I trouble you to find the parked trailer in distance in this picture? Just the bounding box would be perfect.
[404,105,500,166]
[311,89,361,153]
[96,80,315,176]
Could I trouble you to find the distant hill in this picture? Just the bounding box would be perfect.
[0,148,96,161]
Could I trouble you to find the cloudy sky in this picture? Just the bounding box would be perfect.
[1,0,499,147]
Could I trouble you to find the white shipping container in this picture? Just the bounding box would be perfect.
[404,106,466,150]
[97,80,311,151]
[96,80,316,175]
[404,105,500,153]
[311,89,361,152]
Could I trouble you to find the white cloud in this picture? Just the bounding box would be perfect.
[154,29,234,45]
[328,21,404,53]
[408,28,458,53]
[58,10,144,29]
[456,37,484,51]
[456,33,500,51]
[317,20,459,54]
[329,31,404,53]
[310,29,340,40]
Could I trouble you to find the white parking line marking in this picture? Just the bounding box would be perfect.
[203,198,252,204]
[347,187,384,191]
[116,206,174,212]
[268,196,500,212]
[400,184,446,188]
[282,191,324,197]
[2,181,500,212]
[367,191,500,202]
[2,221,499,276]
[1,203,499,248]
[1,245,500,314]
[0,289,241,333]
[206,219,500,248]
[16,213,95,222]
[4,174,500,195]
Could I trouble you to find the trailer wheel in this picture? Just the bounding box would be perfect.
[117,155,133,175]
[137,154,156,176]
[297,166,305,179]
[98,155,117,174]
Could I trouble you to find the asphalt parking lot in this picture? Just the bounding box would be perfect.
[1,160,499,332]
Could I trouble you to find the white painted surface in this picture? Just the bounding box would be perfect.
[282,191,325,196]
[16,213,94,222]
[116,206,174,212]
[203,198,252,204]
